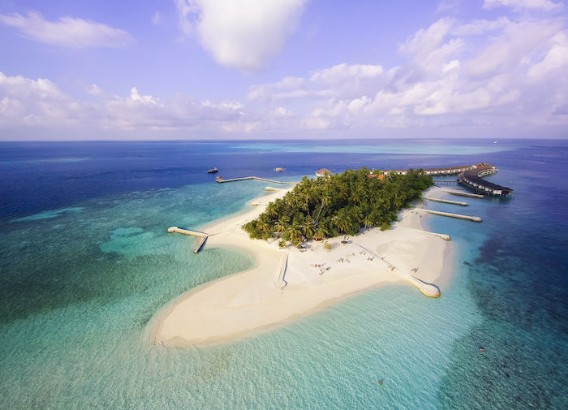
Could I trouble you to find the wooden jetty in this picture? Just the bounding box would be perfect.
[423,196,468,207]
[167,227,209,253]
[443,189,485,199]
[420,209,482,222]
[382,163,513,197]
[457,165,513,197]
[216,176,288,184]
[385,165,478,176]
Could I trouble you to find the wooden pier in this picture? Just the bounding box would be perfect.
[383,163,513,197]
[167,227,209,253]
[420,209,482,222]
[216,176,289,184]
[423,197,468,207]
[457,166,513,197]
[443,189,485,199]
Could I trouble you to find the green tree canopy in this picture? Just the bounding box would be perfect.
[243,168,433,246]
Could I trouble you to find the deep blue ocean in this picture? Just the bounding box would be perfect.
[0,139,567,409]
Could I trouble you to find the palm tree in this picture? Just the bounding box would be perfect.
[287,221,303,246]
[274,215,289,233]
[363,214,374,229]
[302,217,316,239]
[314,224,328,240]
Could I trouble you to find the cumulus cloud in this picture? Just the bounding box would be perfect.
[483,0,563,11]
[0,11,133,49]
[0,72,253,136]
[0,72,81,129]
[245,13,568,136]
[174,0,308,70]
[152,12,162,26]
[2,2,567,139]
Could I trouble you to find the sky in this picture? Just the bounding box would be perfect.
[0,0,567,140]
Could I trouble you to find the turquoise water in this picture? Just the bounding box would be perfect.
[1,140,566,408]
[0,179,479,408]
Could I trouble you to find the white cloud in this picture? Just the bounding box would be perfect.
[86,84,103,96]
[483,0,563,11]
[249,64,387,103]
[243,13,568,136]
[453,17,510,36]
[0,72,78,128]
[129,87,161,105]
[174,0,308,70]
[2,2,568,139]
[152,12,162,26]
[464,19,563,78]
[0,11,133,49]
[399,18,455,59]
[310,63,384,83]
[437,0,465,13]
[0,72,253,136]
[173,0,196,37]
[528,32,568,78]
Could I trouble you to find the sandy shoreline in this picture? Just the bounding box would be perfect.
[150,186,453,347]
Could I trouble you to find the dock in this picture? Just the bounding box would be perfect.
[423,196,468,207]
[420,209,482,222]
[457,166,513,197]
[167,227,209,253]
[216,176,289,184]
[383,163,513,197]
[443,189,485,199]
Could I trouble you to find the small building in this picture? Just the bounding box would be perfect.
[367,171,386,181]
[315,168,332,177]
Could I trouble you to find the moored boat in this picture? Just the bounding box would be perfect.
[208,167,218,174]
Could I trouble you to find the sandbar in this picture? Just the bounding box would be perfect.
[151,186,452,347]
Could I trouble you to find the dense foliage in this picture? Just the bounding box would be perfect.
[243,168,433,246]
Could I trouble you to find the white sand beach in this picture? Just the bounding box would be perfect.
[151,186,453,347]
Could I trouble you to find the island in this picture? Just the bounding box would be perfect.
[151,168,452,347]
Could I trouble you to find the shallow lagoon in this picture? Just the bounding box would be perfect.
[0,139,566,408]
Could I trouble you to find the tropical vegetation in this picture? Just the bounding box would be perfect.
[243,168,433,247]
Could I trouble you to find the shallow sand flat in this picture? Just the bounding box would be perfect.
[151,187,452,347]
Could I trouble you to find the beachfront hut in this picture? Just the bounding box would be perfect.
[315,168,332,178]
[368,172,386,181]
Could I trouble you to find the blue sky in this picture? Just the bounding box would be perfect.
[0,0,567,140]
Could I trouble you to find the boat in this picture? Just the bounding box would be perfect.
[207,167,218,174]
[274,167,285,172]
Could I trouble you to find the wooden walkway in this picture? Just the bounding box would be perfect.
[423,197,468,207]
[419,209,482,222]
[216,176,289,184]
[443,189,485,199]
[167,227,209,253]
